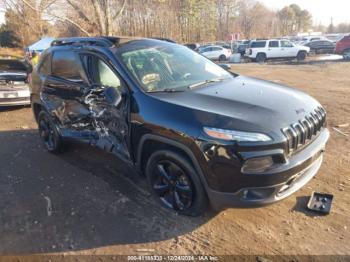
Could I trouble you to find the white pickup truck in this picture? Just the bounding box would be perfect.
[245,39,310,63]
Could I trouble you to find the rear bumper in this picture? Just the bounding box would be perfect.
[0,97,30,106]
[206,128,329,210]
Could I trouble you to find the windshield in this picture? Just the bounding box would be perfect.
[115,40,233,92]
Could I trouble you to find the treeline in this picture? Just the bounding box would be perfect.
[0,0,345,48]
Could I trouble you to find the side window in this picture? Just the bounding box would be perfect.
[81,54,121,90]
[269,41,279,48]
[212,47,222,51]
[51,51,84,83]
[250,41,266,48]
[202,47,211,53]
[38,55,51,75]
[281,40,293,48]
[97,59,121,90]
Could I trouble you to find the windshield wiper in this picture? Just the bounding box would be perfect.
[147,88,186,93]
[188,78,224,89]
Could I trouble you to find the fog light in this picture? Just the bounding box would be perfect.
[241,156,274,173]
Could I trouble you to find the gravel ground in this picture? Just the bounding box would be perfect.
[0,61,349,257]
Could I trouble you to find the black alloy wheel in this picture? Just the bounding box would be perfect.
[38,111,62,153]
[146,150,208,216]
[152,160,193,211]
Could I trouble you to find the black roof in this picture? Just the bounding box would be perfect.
[51,36,175,48]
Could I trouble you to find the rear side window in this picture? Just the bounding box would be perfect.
[269,41,279,48]
[51,51,84,83]
[250,41,266,48]
[212,47,222,51]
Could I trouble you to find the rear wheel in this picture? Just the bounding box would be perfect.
[297,51,307,61]
[219,54,226,62]
[343,49,350,60]
[256,53,266,63]
[145,150,208,216]
[38,111,63,153]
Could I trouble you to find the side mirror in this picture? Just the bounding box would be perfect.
[218,64,231,71]
[103,86,122,107]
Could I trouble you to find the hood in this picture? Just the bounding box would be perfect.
[0,59,28,76]
[150,76,322,137]
[0,60,28,90]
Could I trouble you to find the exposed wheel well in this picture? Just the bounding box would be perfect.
[139,139,194,175]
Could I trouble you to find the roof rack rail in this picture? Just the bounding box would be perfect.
[51,37,114,47]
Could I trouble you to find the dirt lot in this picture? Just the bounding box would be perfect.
[0,62,349,257]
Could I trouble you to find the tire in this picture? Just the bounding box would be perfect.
[297,51,307,61]
[343,49,350,60]
[145,150,208,216]
[38,111,63,153]
[218,54,226,62]
[256,53,266,63]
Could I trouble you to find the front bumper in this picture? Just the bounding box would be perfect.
[206,128,329,210]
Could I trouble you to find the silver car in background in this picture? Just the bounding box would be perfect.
[0,59,30,106]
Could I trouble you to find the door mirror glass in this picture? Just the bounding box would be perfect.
[103,86,122,107]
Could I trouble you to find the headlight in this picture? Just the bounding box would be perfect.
[203,127,272,142]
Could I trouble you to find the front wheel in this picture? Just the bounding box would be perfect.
[145,150,208,216]
[297,51,307,61]
[38,111,63,153]
[256,53,266,63]
[343,49,350,60]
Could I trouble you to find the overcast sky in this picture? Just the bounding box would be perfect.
[0,0,349,26]
[259,0,350,25]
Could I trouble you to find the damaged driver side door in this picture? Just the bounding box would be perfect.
[79,53,131,162]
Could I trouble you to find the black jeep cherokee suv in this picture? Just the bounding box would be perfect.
[30,37,329,216]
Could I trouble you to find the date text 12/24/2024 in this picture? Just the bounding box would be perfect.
[127,255,219,261]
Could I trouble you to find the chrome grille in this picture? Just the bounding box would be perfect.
[282,107,326,154]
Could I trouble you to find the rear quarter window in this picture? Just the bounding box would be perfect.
[268,41,279,48]
[250,41,266,48]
